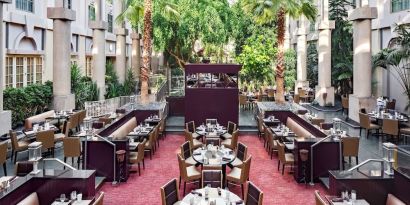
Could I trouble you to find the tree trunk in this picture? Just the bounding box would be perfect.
[141,0,152,96]
[131,30,141,82]
[275,9,286,103]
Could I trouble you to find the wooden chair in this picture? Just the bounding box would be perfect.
[184,129,203,150]
[63,137,81,168]
[382,119,399,142]
[266,128,279,159]
[36,130,56,158]
[341,137,360,170]
[359,113,380,138]
[239,94,251,110]
[205,138,220,146]
[386,99,396,110]
[201,170,222,188]
[222,121,237,139]
[15,161,33,176]
[341,95,349,118]
[158,118,166,140]
[92,192,104,205]
[245,181,263,205]
[54,121,70,143]
[311,118,325,127]
[256,116,265,139]
[314,190,328,205]
[226,155,252,197]
[144,128,156,159]
[130,139,147,175]
[180,141,196,166]
[230,142,247,168]
[10,130,29,164]
[185,121,201,140]
[299,89,309,102]
[160,178,181,205]
[221,130,239,150]
[294,94,300,104]
[177,154,201,195]
[0,141,7,176]
[267,89,275,101]
[277,143,294,175]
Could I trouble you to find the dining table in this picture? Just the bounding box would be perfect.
[23,124,59,140]
[196,125,227,138]
[325,195,370,205]
[50,199,93,205]
[128,125,155,141]
[181,188,244,205]
[192,146,235,188]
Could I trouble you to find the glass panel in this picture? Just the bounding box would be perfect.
[5,57,13,88]
[108,14,113,33]
[88,5,96,21]
[16,0,33,12]
[26,57,34,85]
[36,57,43,84]
[16,57,24,88]
[392,0,410,12]
[86,57,93,77]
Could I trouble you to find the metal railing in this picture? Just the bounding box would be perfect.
[155,80,168,102]
[43,158,77,171]
[94,135,118,185]
[347,159,384,173]
[309,135,343,185]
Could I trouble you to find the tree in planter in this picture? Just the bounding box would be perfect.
[284,49,297,92]
[242,0,317,103]
[373,24,410,110]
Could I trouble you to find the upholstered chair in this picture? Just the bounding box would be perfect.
[145,129,156,159]
[359,113,380,138]
[160,178,181,205]
[63,136,81,168]
[0,141,7,176]
[230,142,247,168]
[130,139,147,175]
[185,121,201,140]
[221,130,239,150]
[222,121,237,139]
[227,155,252,197]
[245,181,263,205]
[10,130,29,164]
[277,143,294,175]
[382,119,399,142]
[184,129,203,150]
[180,141,196,166]
[341,137,360,170]
[54,121,70,143]
[15,161,33,176]
[206,119,217,125]
[36,130,55,157]
[177,154,201,195]
[201,170,222,188]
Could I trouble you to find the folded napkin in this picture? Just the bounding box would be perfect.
[191,191,202,196]
[222,156,231,161]
[193,152,201,156]
[236,200,244,204]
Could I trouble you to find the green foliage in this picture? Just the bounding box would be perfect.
[4,82,53,127]
[373,24,410,110]
[105,61,137,98]
[236,34,277,86]
[123,69,137,96]
[284,49,297,91]
[330,0,354,95]
[307,42,318,87]
[71,63,99,109]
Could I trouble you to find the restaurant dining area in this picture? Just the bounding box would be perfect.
[2,0,410,204]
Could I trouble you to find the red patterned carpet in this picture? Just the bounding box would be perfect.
[101,134,327,204]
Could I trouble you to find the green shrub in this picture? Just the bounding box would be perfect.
[284,49,297,91]
[71,63,99,109]
[4,82,53,127]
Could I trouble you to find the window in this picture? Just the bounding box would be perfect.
[392,0,410,12]
[5,55,43,88]
[108,14,113,33]
[86,56,93,77]
[88,4,96,21]
[67,0,72,9]
[309,21,316,32]
[16,0,33,12]
[5,57,13,88]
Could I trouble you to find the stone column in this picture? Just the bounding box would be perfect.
[131,32,141,79]
[89,0,107,100]
[315,0,335,106]
[295,16,309,94]
[348,5,377,122]
[47,0,76,111]
[114,0,128,83]
[0,0,12,135]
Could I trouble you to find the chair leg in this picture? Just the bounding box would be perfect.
[14,152,18,164]
[359,128,362,136]
[367,129,370,139]
[77,157,80,169]
[282,164,285,175]
[277,161,280,171]
[3,163,6,176]
[11,151,14,163]
[183,181,187,196]
[179,176,182,187]
[143,159,145,169]
[138,163,141,176]
[356,156,359,165]
[349,157,351,164]
[241,184,244,198]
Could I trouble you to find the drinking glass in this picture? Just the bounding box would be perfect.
[225,187,230,202]
[351,190,356,202]
[60,194,66,202]
[77,193,83,201]
[71,191,77,200]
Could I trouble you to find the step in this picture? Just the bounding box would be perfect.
[319,177,330,190]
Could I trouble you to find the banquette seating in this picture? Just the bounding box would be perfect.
[286,117,315,138]
[16,192,40,205]
[111,117,137,140]
[24,110,56,130]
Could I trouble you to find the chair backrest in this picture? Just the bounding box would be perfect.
[93,192,104,205]
[382,119,399,135]
[181,141,192,160]
[311,118,325,127]
[245,181,263,205]
[99,117,112,126]
[257,116,264,132]
[202,170,222,188]
[177,154,188,179]
[186,121,195,133]
[386,100,396,110]
[230,130,239,150]
[16,192,40,205]
[236,142,248,162]
[10,130,19,150]
[138,139,147,161]
[294,94,300,104]
[278,143,286,162]
[36,130,55,149]
[386,194,406,205]
[148,129,156,147]
[206,119,217,125]
[77,110,86,125]
[239,94,247,104]
[342,96,349,109]
[205,138,220,146]
[342,137,360,157]
[299,89,307,97]
[241,155,252,182]
[359,113,371,129]
[15,161,34,176]
[314,190,327,205]
[320,123,333,130]
[63,137,81,158]
[227,121,236,134]
[0,141,7,164]
[161,178,179,205]
[184,130,194,148]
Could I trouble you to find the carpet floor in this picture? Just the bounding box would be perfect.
[101,135,327,204]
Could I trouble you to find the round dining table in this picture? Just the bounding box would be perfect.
[195,125,227,137]
[181,188,244,205]
[192,147,235,188]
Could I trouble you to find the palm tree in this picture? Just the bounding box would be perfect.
[116,0,144,89]
[242,0,317,103]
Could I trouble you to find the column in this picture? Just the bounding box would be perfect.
[89,0,108,100]
[315,0,335,106]
[0,0,12,136]
[131,32,141,79]
[114,0,128,83]
[47,0,76,111]
[348,5,377,122]
[295,16,309,94]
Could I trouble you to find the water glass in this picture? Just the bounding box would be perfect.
[77,193,83,201]
[70,191,77,200]
[60,194,66,202]
[351,190,356,202]
[225,187,230,201]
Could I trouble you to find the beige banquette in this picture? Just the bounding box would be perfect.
[17,192,39,205]
[286,117,316,138]
[24,110,55,130]
[111,117,137,140]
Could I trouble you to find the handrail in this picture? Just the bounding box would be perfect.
[43,158,77,171]
[310,135,342,185]
[95,134,118,185]
[347,159,384,172]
